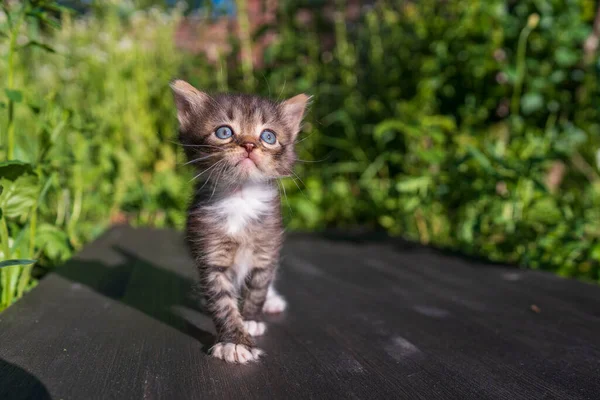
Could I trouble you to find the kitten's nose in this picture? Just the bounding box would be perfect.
[242,142,256,153]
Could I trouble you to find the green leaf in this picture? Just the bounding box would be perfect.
[0,259,36,268]
[554,123,587,154]
[421,115,456,132]
[10,219,30,255]
[0,160,33,181]
[0,175,39,219]
[361,154,387,182]
[374,119,421,139]
[28,103,41,114]
[554,47,579,68]
[591,244,600,262]
[43,3,75,14]
[26,10,45,19]
[37,174,54,203]
[396,176,432,195]
[526,198,562,225]
[402,196,421,212]
[26,11,61,29]
[22,40,56,53]
[4,89,23,103]
[521,92,544,115]
[466,146,494,173]
[36,224,72,262]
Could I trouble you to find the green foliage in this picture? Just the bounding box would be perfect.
[0,0,188,309]
[246,0,600,281]
[0,0,599,310]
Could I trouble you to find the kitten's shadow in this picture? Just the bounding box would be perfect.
[56,247,216,352]
[0,359,51,400]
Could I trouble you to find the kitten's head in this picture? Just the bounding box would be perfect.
[170,80,308,185]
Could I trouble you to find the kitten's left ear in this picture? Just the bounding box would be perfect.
[281,94,310,136]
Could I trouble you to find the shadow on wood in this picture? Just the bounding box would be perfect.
[55,245,216,350]
[0,359,51,400]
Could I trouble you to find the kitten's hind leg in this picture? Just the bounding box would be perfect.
[200,265,263,364]
[262,284,287,314]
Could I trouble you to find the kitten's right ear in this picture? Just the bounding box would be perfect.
[170,79,209,131]
[280,93,310,137]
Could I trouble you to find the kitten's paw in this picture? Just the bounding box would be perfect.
[243,320,267,336]
[210,342,264,364]
[263,293,287,314]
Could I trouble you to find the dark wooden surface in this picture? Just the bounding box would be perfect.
[1,226,599,400]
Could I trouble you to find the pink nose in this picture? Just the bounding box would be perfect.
[242,142,256,153]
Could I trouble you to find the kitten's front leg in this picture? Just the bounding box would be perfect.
[200,265,263,364]
[241,267,274,335]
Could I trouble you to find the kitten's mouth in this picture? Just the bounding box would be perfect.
[237,157,257,169]
[234,153,264,178]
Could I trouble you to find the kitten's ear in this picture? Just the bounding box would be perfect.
[170,79,209,131]
[281,94,310,135]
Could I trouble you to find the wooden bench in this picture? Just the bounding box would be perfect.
[1,226,599,399]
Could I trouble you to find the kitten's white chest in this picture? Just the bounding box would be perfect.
[208,182,276,235]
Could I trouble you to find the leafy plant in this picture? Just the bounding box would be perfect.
[244,0,600,281]
[0,0,69,309]
[0,0,187,310]
[1,0,600,311]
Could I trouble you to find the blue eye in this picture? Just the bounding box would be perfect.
[215,126,233,139]
[260,130,277,144]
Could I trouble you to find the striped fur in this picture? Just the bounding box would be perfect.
[171,80,308,364]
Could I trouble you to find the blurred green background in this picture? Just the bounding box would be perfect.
[1,0,600,310]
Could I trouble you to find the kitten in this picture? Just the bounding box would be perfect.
[170,80,308,364]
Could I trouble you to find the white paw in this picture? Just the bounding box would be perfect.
[210,342,264,364]
[263,293,287,314]
[243,320,267,336]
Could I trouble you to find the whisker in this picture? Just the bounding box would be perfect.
[294,152,333,163]
[282,168,307,188]
[293,131,315,145]
[189,159,226,183]
[210,164,226,201]
[195,178,211,193]
[195,164,218,193]
[288,176,307,199]
[169,139,223,151]
[274,180,283,210]
[262,72,271,98]
[277,78,287,102]
[182,154,219,166]
[179,143,223,150]
[295,158,325,163]
[284,169,309,200]
[277,179,293,215]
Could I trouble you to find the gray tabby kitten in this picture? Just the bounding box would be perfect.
[170,80,308,364]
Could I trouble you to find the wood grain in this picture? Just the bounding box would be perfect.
[0,227,598,399]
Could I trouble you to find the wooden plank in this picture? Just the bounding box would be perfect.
[282,235,600,399]
[0,227,599,399]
